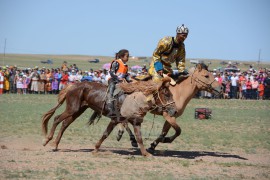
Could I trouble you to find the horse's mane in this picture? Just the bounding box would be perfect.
[119,77,171,95]
[196,63,209,71]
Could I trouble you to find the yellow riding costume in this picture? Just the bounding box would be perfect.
[149,24,189,82]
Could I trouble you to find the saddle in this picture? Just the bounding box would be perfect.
[106,78,171,120]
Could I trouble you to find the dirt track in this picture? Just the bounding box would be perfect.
[1,135,269,180]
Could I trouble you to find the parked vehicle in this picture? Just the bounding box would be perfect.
[88,59,100,63]
[40,59,53,64]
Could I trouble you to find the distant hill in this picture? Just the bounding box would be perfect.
[0,53,269,71]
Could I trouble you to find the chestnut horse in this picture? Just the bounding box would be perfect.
[116,63,223,153]
[41,79,175,156]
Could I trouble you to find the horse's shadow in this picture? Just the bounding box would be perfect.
[53,148,248,160]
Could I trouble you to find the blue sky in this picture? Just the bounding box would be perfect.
[1,0,270,62]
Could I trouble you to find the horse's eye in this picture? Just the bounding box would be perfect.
[205,75,209,78]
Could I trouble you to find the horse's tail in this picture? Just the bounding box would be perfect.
[87,111,101,126]
[41,84,74,136]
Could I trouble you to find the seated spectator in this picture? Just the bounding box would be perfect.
[81,71,93,82]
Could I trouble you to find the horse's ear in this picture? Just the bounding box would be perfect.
[197,64,202,72]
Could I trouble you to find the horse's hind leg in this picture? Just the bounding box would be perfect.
[124,123,138,148]
[53,106,88,150]
[116,123,138,148]
[132,121,152,157]
[94,120,118,153]
[43,114,62,146]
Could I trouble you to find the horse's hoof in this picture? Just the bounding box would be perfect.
[144,152,153,157]
[131,141,138,148]
[92,149,99,155]
[52,148,58,152]
[147,148,155,154]
[116,131,124,141]
[42,139,49,146]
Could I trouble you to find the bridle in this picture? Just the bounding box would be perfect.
[190,67,220,94]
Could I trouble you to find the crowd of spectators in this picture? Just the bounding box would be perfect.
[0,62,148,95]
[200,66,270,100]
[0,61,270,100]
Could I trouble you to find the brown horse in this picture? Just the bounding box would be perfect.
[41,79,175,156]
[116,63,223,153]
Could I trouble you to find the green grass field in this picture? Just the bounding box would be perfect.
[0,52,270,179]
[0,94,269,179]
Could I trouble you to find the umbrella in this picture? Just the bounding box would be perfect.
[131,65,142,71]
[102,63,111,70]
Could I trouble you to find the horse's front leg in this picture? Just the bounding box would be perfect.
[148,112,181,154]
[148,120,171,154]
[94,120,118,153]
[132,121,152,157]
[116,123,125,141]
[161,112,182,143]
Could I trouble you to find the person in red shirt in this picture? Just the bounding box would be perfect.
[246,78,252,99]
[59,71,69,91]
[258,81,264,100]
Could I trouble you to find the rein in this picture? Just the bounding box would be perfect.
[149,87,175,112]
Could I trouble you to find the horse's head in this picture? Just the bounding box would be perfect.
[154,77,176,116]
[190,63,223,96]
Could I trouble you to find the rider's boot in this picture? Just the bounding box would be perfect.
[107,80,116,116]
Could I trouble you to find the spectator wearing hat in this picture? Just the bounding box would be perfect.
[61,61,68,72]
[38,70,46,94]
[30,67,40,94]
[68,69,77,84]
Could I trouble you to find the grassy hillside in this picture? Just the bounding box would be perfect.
[0,53,269,71]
